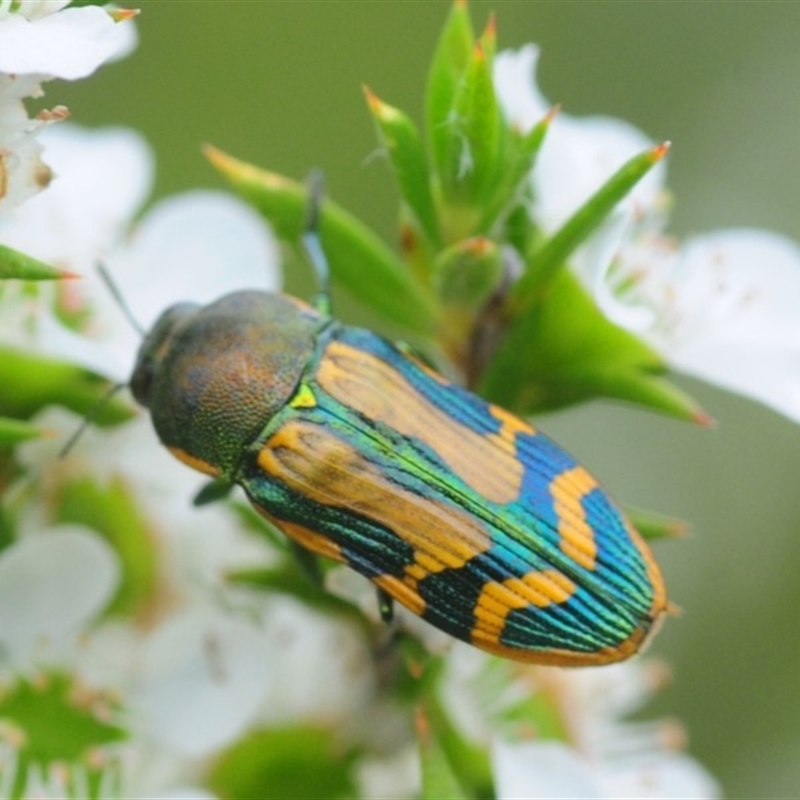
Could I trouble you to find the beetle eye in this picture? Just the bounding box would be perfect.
[130,356,154,407]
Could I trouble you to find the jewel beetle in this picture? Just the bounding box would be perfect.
[126,198,667,668]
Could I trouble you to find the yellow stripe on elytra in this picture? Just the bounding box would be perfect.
[549,466,598,570]
[471,569,577,645]
[489,404,536,440]
[316,341,525,505]
[168,446,221,477]
[256,419,493,596]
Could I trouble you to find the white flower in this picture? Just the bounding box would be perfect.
[0,73,59,210]
[129,605,275,758]
[603,225,800,423]
[0,526,119,669]
[0,1,136,211]
[0,2,137,80]
[493,739,720,800]
[0,123,281,381]
[495,44,800,425]
[489,662,721,800]
[0,123,153,268]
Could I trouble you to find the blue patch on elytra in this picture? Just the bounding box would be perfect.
[581,486,653,606]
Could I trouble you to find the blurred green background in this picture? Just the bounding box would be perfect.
[54,2,800,797]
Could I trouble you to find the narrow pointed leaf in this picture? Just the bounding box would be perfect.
[512,142,670,310]
[478,13,497,62]
[440,43,503,219]
[424,694,493,799]
[624,504,689,541]
[417,708,469,800]
[426,0,475,188]
[0,243,78,281]
[0,504,14,552]
[399,209,437,286]
[364,86,440,248]
[205,145,437,334]
[481,107,557,233]
[0,417,42,447]
[0,347,133,425]
[226,563,361,620]
[479,268,708,421]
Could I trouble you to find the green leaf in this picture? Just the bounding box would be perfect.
[365,87,440,248]
[432,237,503,351]
[226,562,362,622]
[0,502,15,553]
[0,243,78,281]
[481,107,556,233]
[228,499,287,551]
[447,43,503,207]
[207,725,358,800]
[477,12,497,62]
[502,202,539,259]
[433,237,502,311]
[512,142,670,310]
[479,267,707,421]
[0,347,134,426]
[417,708,470,800]
[423,693,493,800]
[474,659,569,742]
[0,671,127,800]
[624,504,690,541]
[0,416,43,447]
[399,207,438,287]
[205,146,437,334]
[426,1,475,194]
[54,475,160,620]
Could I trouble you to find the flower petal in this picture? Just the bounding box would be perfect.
[492,740,603,800]
[635,229,800,422]
[0,6,136,79]
[0,74,51,211]
[494,45,551,131]
[599,753,722,799]
[495,45,665,234]
[104,189,281,331]
[0,526,119,666]
[132,606,274,757]
[0,123,154,269]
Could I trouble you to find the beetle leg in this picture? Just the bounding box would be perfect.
[193,478,233,506]
[288,539,324,585]
[302,169,332,317]
[376,586,395,624]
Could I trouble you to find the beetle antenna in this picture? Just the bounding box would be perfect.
[97,262,145,338]
[58,381,128,458]
[302,169,331,316]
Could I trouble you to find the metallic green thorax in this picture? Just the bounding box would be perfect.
[130,291,325,478]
